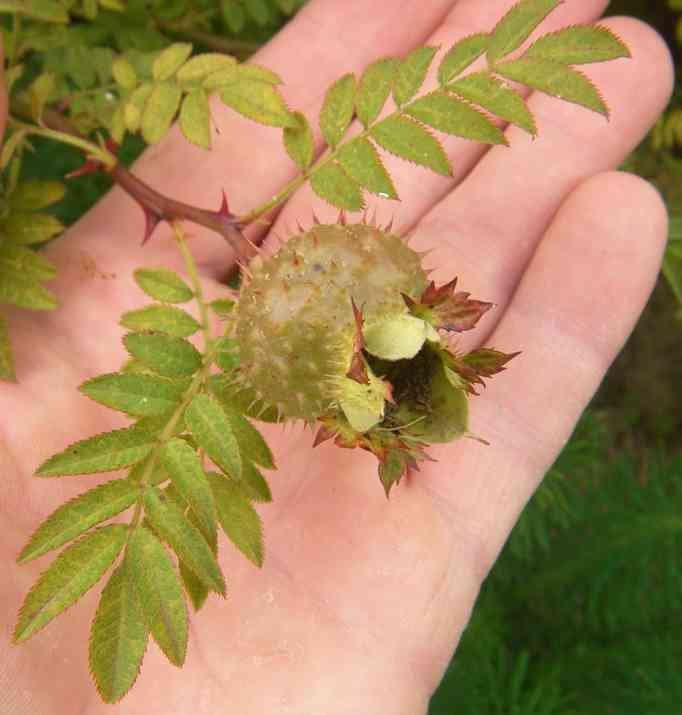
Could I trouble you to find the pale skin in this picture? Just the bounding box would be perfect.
[0,1,674,712]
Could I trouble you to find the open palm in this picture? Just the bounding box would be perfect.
[1,1,672,713]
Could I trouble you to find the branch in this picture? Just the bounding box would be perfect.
[155,18,261,60]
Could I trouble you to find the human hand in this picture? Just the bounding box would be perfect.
[0,1,672,713]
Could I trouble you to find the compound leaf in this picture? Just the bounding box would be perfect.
[356,58,398,127]
[310,162,364,211]
[219,78,295,127]
[406,91,507,144]
[184,393,241,478]
[37,426,156,477]
[438,33,489,85]
[337,137,397,199]
[488,0,561,65]
[283,111,314,170]
[394,46,438,107]
[120,304,200,338]
[18,479,139,564]
[80,372,188,417]
[152,43,193,82]
[143,488,226,595]
[127,526,188,666]
[179,89,211,149]
[123,332,202,378]
[449,71,537,135]
[13,525,127,643]
[134,268,193,303]
[371,114,451,176]
[89,561,149,703]
[141,82,183,144]
[526,24,631,64]
[160,438,217,546]
[319,73,356,148]
[495,57,609,116]
[208,473,264,567]
[0,313,15,381]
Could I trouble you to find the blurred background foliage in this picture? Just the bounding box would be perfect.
[2,0,681,711]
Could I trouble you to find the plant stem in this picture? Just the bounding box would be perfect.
[156,18,261,59]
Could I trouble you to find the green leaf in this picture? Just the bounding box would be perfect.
[120,304,201,337]
[319,73,356,148]
[152,43,193,82]
[112,57,138,90]
[209,298,235,317]
[310,162,364,211]
[141,82,183,144]
[18,479,139,564]
[370,114,451,177]
[134,267,193,303]
[0,273,56,310]
[0,212,62,245]
[160,438,217,546]
[207,473,264,567]
[36,426,156,477]
[221,0,246,33]
[219,78,295,128]
[124,332,202,378]
[214,336,239,372]
[337,137,397,199]
[176,53,236,85]
[283,111,314,170]
[28,72,54,122]
[0,242,56,282]
[208,373,279,423]
[244,0,271,25]
[123,83,154,134]
[179,559,209,612]
[488,0,561,65]
[394,46,438,107]
[356,58,398,127]
[526,25,631,64]
[239,461,272,503]
[80,372,188,417]
[438,33,489,85]
[0,313,15,381]
[405,91,507,144]
[143,488,226,595]
[179,89,212,150]
[238,63,282,85]
[219,402,274,469]
[663,218,682,306]
[184,393,241,478]
[89,561,149,704]
[495,57,609,116]
[9,180,65,210]
[13,525,127,643]
[127,526,188,666]
[11,0,69,22]
[449,71,537,135]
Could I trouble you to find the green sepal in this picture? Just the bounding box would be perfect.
[120,304,201,337]
[123,331,202,378]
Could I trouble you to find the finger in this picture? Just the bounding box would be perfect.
[269,0,610,240]
[52,0,456,277]
[420,171,668,579]
[410,17,673,350]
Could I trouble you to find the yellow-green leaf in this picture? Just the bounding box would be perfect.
[0,242,56,281]
[526,25,631,64]
[405,91,507,144]
[207,473,264,567]
[89,561,149,704]
[449,71,537,135]
[123,332,202,378]
[221,0,245,33]
[9,180,65,210]
[283,111,314,170]
[12,0,69,23]
[319,73,356,148]
[143,488,226,595]
[124,83,154,134]
[179,89,211,149]
[13,525,127,643]
[244,0,271,25]
[152,43,193,82]
[370,114,451,176]
[36,426,156,477]
[141,82,183,144]
[219,78,295,128]
[337,137,397,199]
[356,58,398,127]
[176,53,236,85]
[219,403,274,469]
[238,63,282,85]
[438,33,489,85]
[239,461,272,503]
[127,526,188,665]
[120,304,200,337]
[134,267,193,303]
[394,46,438,107]
[0,212,63,245]
[18,479,139,564]
[310,161,364,211]
[495,57,609,116]
[160,438,217,547]
[0,273,56,310]
[179,558,209,612]
[112,57,138,91]
[1,129,28,170]
[0,313,16,382]
[28,73,54,121]
[184,393,241,479]
[488,0,561,65]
